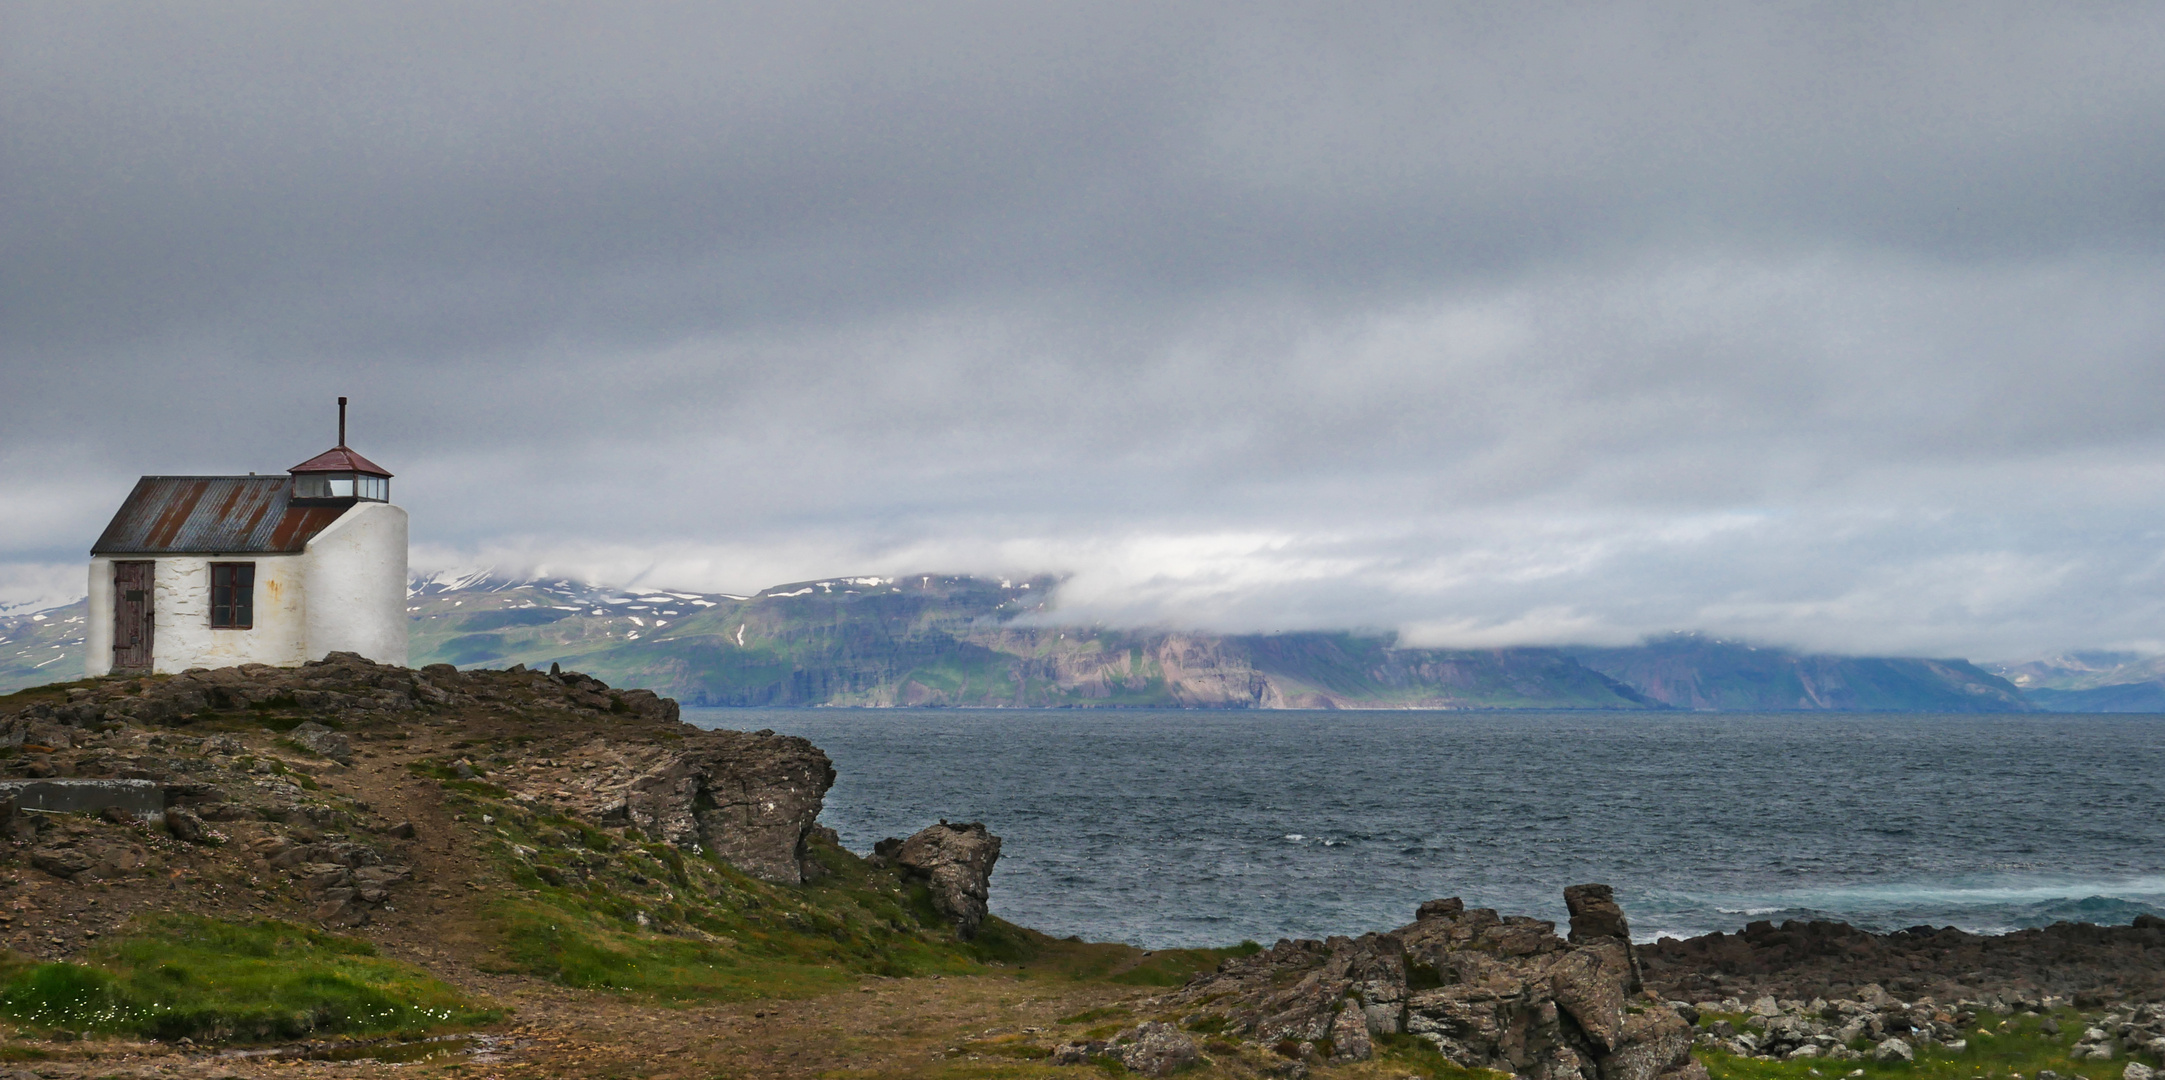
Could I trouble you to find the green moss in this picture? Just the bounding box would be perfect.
[0,915,495,1042]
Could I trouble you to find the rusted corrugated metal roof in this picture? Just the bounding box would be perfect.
[89,476,352,555]
[289,445,391,476]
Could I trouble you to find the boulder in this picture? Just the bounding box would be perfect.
[1113,1022,1200,1077]
[614,729,836,884]
[164,806,208,843]
[1873,1037,1914,1063]
[892,821,1002,939]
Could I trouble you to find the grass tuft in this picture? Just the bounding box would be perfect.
[0,914,495,1042]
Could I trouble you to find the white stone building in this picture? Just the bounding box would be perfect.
[84,406,408,676]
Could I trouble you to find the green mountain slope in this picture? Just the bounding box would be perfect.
[1567,633,2034,712]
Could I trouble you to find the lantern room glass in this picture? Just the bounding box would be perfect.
[294,473,389,501]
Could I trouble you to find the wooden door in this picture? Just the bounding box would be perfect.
[111,561,154,673]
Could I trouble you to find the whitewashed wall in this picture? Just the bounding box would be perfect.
[301,502,409,667]
[84,560,112,677]
[84,554,309,675]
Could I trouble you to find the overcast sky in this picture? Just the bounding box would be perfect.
[6,2,2165,659]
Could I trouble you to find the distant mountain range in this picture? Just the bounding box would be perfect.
[1981,652,2165,712]
[1567,634,2030,712]
[0,570,2147,712]
[403,572,2037,712]
[404,572,1653,709]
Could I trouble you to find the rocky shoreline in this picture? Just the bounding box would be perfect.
[1642,915,2165,1005]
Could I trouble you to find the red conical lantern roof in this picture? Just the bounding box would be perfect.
[289,445,392,477]
[289,397,392,477]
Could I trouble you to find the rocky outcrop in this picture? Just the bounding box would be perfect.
[1642,915,2165,1004]
[1172,887,1702,1080]
[603,729,835,884]
[876,821,1001,938]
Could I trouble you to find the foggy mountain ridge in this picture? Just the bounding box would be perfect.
[0,572,2139,711]
[399,572,2042,712]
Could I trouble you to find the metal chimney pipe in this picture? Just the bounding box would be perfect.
[338,397,348,446]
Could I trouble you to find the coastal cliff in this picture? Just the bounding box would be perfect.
[0,662,2156,1078]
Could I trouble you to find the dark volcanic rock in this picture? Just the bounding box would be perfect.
[1174,886,1700,1080]
[890,821,1002,939]
[1567,883,1634,944]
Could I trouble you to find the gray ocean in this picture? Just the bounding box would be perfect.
[681,709,2165,948]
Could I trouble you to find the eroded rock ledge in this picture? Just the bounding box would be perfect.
[1171,885,1703,1080]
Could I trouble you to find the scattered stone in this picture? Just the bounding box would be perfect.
[164,806,207,843]
[2123,1064,2153,1080]
[29,847,98,880]
[1873,1038,1913,1063]
[1050,1040,1104,1065]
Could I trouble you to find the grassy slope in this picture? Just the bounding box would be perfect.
[0,915,495,1042]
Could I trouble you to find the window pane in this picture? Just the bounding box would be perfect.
[329,477,354,497]
[210,562,255,629]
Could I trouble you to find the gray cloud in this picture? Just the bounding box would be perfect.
[6,2,2165,660]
